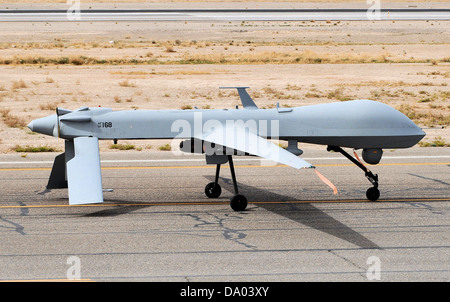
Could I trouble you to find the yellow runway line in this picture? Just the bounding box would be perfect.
[0,198,448,209]
[0,162,449,172]
[0,278,93,282]
[0,167,52,171]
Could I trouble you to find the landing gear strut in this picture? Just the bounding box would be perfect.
[327,146,380,201]
[204,155,247,211]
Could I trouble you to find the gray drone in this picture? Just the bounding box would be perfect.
[27,87,425,211]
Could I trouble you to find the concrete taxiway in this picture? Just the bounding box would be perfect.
[0,147,448,282]
[0,8,449,22]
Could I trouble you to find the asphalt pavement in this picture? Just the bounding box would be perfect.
[0,147,448,282]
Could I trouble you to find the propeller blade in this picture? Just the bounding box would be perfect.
[53,108,61,138]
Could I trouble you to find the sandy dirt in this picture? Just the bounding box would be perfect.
[0,9,448,154]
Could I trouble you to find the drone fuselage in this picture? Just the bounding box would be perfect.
[28,100,425,150]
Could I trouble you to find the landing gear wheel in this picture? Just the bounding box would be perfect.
[230,194,247,211]
[205,182,221,198]
[366,187,380,201]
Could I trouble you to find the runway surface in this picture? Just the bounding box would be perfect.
[0,147,449,282]
[0,8,449,22]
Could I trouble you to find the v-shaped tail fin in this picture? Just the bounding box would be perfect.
[219,87,258,109]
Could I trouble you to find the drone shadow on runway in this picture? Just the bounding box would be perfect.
[82,204,149,217]
[208,176,381,250]
[76,175,380,249]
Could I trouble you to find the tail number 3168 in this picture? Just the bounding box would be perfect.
[98,122,113,128]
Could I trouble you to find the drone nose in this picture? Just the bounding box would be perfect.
[27,115,57,137]
[27,121,34,131]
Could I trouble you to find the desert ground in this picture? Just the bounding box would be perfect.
[0,2,448,154]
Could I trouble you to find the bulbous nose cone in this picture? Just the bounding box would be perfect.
[27,115,57,137]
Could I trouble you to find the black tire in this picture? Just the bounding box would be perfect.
[205,182,221,198]
[366,187,380,201]
[230,194,248,211]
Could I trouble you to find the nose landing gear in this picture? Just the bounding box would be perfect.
[366,186,380,201]
[327,146,380,201]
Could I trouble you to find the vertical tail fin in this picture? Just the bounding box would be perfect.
[47,153,68,190]
[46,140,74,190]
[66,137,103,205]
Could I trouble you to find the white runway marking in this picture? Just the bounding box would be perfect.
[0,9,449,22]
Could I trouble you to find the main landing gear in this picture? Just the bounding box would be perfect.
[327,146,380,201]
[204,155,248,211]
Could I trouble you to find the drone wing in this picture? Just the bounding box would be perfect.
[195,124,337,194]
[195,124,312,169]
